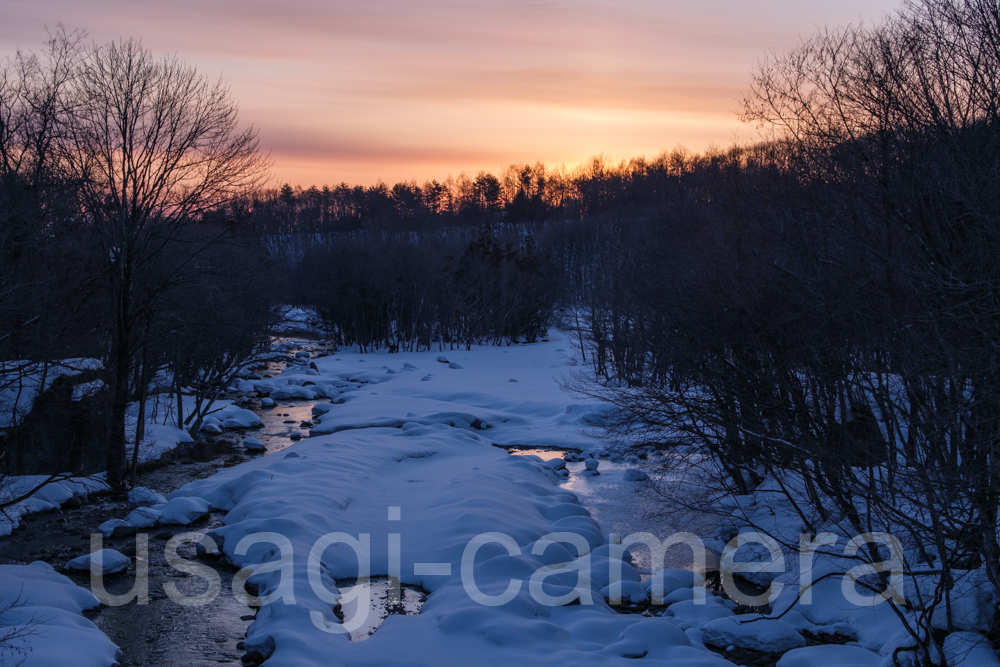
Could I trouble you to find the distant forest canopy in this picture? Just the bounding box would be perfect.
[245,148,710,233]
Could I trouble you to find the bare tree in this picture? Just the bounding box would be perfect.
[56,38,270,488]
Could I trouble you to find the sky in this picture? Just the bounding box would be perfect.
[0,0,903,187]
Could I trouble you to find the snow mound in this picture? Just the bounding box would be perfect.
[243,437,266,451]
[158,496,211,525]
[702,614,806,652]
[943,632,1000,667]
[125,506,162,528]
[128,486,167,508]
[65,549,130,574]
[97,519,131,538]
[777,645,882,667]
[623,469,649,481]
[0,562,121,667]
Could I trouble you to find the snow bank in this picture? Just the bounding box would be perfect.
[0,561,121,667]
[0,475,107,537]
[164,331,735,666]
[0,358,102,429]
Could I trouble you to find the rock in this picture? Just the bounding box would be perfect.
[294,351,310,358]
[777,645,881,667]
[436,355,449,363]
[448,362,463,369]
[311,403,335,416]
[247,373,262,380]
[98,519,131,538]
[222,418,243,429]
[703,614,806,653]
[125,506,162,528]
[403,363,418,369]
[289,431,302,440]
[202,423,223,434]
[585,458,600,471]
[243,437,266,451]
[260,397,275,407]
[65,549,130,574]
[942,633,1000,667]
[241,649,266,665]
[158,497,212,526]
[623,469,649,481]
[111,523,138,538]
[509,378,518,382]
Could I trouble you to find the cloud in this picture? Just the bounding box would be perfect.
[0,0,902,185]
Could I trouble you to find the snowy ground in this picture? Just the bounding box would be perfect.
[145,332,738,666]
[5,331,987,665]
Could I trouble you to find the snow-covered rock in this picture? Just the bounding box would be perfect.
[97,519,131,538]
[261,397,275,407]
[243,437,266,451]
[125,506,162,528]
[623,469,649,481]
[600,580,649,604]
[65,549,130,574]
[702,614,806,653]
[666,598,734,628]
[943,632,1000,667]
[777,645,881,667]
[128,486,167,508]
[448,362,463,369]
[158,496,211,525]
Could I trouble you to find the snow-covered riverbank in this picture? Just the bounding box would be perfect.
[154,331,731,666]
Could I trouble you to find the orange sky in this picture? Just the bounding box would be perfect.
[1,0,903,187]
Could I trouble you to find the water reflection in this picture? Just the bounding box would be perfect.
[508,448,719,572]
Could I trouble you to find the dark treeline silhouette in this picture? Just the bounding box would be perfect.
[295,230,553,352]
[249,152,691,235]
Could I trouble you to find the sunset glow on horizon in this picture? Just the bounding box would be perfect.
[2,0,903,188]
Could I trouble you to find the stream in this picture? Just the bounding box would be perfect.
[0,337,718,666]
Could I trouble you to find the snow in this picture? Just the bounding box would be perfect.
[64,548,131,575]
[98,518,131,538]
[162,331,736,666]
[0,475,108,537]
[128,486,168,508]
[244,436,267,451]
[701,614,806,652]
[0,562,121,667]
[0,358,102,429]
[776,645,882,667]
[942,632,1000,667]
[158,496,212,525]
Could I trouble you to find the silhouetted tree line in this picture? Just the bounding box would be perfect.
[248,152,693,236]
[295,230,553,351]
